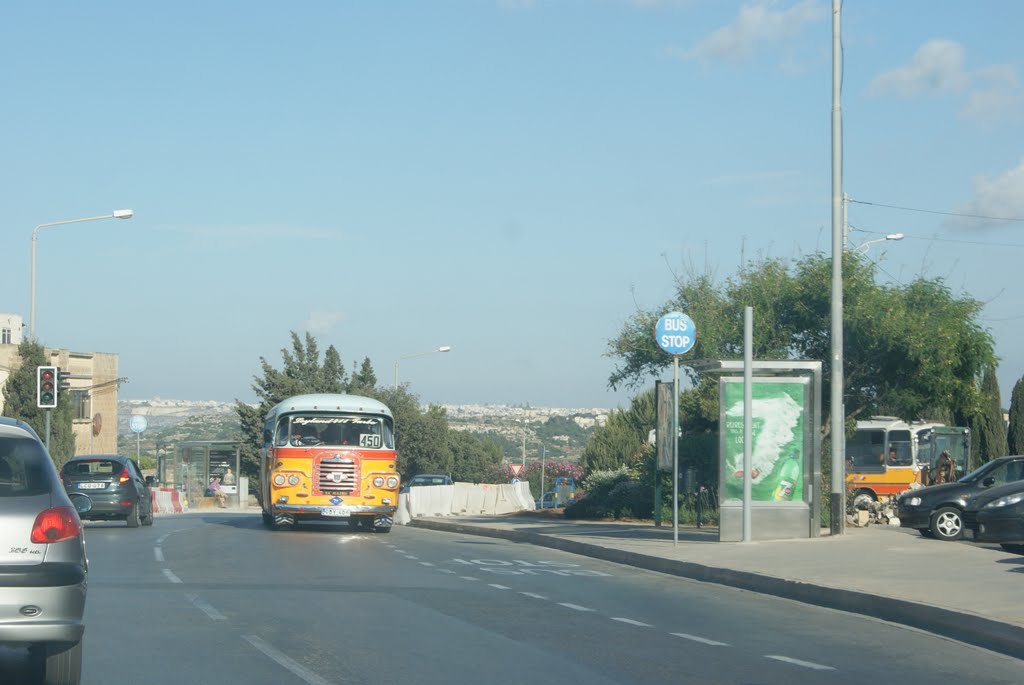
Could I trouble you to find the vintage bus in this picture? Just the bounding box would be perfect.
[259,393,400,532]
[846,417,970,507]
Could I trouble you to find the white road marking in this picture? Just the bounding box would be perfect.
[419,561,434,567]
[437,569,457,574]
[154,547,165,562]
[460,576,480,582]
[519,592,547,600]
[404,555,418,560]
[393,549,407,553]
[765,655,835,671]
[488,584,511,590]
[671,632,729,647]
[162,569,182,584]
[186,593,226,621]
[243,635,337,685]
[558,603,595,612]
[156,534,171,544]
[611,618,651,627]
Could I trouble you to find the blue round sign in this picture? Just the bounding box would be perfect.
[655,311,696,355]
[129,415,148,433]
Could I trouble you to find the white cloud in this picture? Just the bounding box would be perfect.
[303,311,345,335]
[870,40,1022,124]
[869,39,970,97]
[949,161,1024,230]
[683,0,826,62]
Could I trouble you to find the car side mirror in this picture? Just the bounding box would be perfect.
[982,476,996,487]
[145,476,156,487]
[68,492,93,514]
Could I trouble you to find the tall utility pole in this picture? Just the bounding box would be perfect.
[829,0,845,535]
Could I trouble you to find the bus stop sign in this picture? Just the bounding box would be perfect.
[655,311,696,355]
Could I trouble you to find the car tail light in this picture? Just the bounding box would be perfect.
[118,467,130,484]
[31,507,82,543]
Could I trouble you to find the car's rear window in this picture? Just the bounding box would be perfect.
[0,436,54,497]
[62,459,121,478]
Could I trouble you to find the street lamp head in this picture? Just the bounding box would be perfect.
[112,209,134,219]
[885,233,904,241]
[438,346,452,353]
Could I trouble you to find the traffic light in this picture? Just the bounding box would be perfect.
[36,366,58,409]
[57,368,71,392]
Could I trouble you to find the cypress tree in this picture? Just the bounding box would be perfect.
[1007,377,1024,456]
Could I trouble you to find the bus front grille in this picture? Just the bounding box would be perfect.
[316,457,359,494]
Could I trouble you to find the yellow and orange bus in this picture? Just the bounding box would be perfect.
[259,393,400,532]
[846,417,969,508]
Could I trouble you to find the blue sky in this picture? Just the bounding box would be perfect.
[3,1,1024,410]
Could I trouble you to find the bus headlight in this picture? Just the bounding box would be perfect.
[373,476,385,487]
[273,474,287,487]
[288,474,301,486]
[386,477,399,489]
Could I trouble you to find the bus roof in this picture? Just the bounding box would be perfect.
[266,394,393,420]
[855,416,947,432]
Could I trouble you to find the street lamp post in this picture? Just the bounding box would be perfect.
[393,346,451,388]
[30,209,134,338]
[852,233,904,254]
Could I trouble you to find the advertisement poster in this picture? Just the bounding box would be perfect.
[722,379,806,502]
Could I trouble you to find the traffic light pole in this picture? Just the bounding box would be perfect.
[45,409,51,452]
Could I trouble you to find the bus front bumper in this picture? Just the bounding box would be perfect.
[272,503,396,518]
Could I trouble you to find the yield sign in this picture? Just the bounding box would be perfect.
[509,463,524,477]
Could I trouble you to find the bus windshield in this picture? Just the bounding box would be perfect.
[274,414,394,450]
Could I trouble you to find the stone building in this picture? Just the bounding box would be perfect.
[0,312,120,455]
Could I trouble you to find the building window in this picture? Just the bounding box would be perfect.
[72,390,91,421]
[1,328,10,344]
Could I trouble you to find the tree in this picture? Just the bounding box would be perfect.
[448,431,503,483]
[349,357,378,395]
[235,332,350,479]
[973,363,1008,467]
[608,253,995,437]
[1007,377,1024,456]
[1,339,76,466]
[367,386,454,480]
[580,393,653,474]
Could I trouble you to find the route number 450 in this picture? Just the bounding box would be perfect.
[450,558,611,577]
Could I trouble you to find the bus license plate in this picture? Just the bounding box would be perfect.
[322,507,351,517]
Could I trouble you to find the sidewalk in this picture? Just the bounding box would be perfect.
[409,515,1024,660]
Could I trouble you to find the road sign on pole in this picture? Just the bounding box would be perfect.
[509,463,524,477]
[654,311,698,546]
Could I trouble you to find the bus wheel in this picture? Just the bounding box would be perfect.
[851,490,875,510]
[262,511,274,527]
[929,506,963,541]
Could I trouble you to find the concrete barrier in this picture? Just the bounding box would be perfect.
[396,481,534,524]
[151,487,186,514]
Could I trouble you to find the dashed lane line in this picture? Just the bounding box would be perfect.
[487,584,512,590]
[154,547,165,562]
[558,603,595,612]
[611,618,652,627]
[671,633,729,647]
[765,655,835,671]
[243,635,338,685]
[519,592,547,600]
[186,593,227,621]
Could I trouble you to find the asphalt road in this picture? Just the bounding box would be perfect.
[3,513,1022,684]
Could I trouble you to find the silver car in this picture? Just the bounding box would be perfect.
[0,416,91,685]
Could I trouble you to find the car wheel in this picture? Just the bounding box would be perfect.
[1000,543,1024,555]
[126,503,141,528]
[33,639,82,685]
[929,506,963,541]
[141,504,154,526]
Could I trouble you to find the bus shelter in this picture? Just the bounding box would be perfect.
[159,441,241,507]
[689,360,822,542]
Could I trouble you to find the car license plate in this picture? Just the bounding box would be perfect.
[78,482,106,490]
[321,507,351,517]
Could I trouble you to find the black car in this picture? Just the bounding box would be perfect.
[60,454,154,527]
[963,479,1024,555]
[896,455,1024,541]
